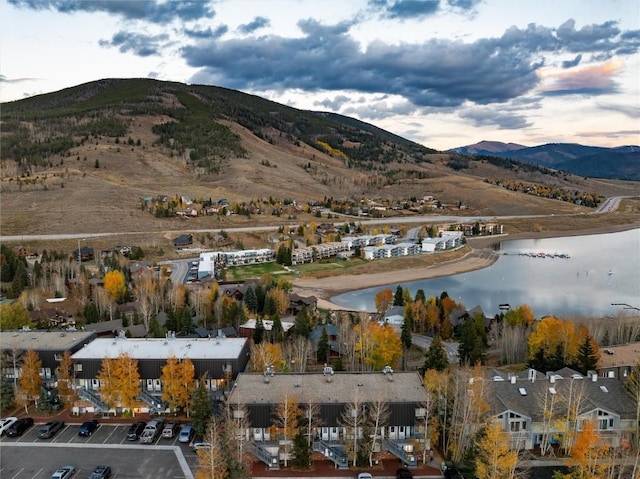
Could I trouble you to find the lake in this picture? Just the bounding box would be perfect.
[331,228,640,318]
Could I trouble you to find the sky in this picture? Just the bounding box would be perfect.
[1,0,639,151]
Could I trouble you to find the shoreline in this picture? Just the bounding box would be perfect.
[291,223,639,311]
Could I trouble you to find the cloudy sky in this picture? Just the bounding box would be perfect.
[1,0,639,151]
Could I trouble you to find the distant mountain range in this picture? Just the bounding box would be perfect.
[449,141,640,180]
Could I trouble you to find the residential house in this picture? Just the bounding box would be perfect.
[1,329,97,385]
[71,334,250,413]
[486,368,637,453]
[597,342,640,380]
[173,234,193,249]
[228,369,430,470]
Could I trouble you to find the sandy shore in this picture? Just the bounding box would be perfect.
[291,223,639,310]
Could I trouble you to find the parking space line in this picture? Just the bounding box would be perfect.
[103,425,118,444]
[8,467,24,479]
[30,467,43,479]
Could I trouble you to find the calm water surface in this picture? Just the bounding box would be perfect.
[331,228,640,318]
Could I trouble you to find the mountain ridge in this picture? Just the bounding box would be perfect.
[449,141,640,180]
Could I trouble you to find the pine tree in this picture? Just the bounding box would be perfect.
[572,335,599,375]
[253,319,265,344]
[393,285,405,306]
[400,314,412,370]
[317,326,329,363]
[191,375,212,435]
[423,336,449,372]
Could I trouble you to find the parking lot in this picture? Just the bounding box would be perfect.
[0,422,197,479]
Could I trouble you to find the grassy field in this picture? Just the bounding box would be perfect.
[220,257,373,281]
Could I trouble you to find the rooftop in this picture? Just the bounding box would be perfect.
[229,371,427,404]
[0,329,96,351]
[71,336,247,360]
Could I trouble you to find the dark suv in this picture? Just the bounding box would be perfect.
[396,468,414,479]
[126,421,146,441]
[89,465,112,479]
[6,417,34,437]
[39,420,65,439]
[79,419,99,437]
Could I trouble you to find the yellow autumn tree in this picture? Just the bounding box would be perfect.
[55,350,77,405]
[274,393,300,467]
[103,270,126,302]
[374,288,393,316]
[355,321,402,371]
[97,352,140,414]
[161,356,196,414]
[250,342,284,372]
[18,349,42,411]
[528,316,584,365]
[563,420,611,479]
[267,287,289,316]
[195,417,228,479]
[0,302,33,330]
[475,422,521,479]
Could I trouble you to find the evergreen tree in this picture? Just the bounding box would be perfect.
[264,294,277,317]
[253,319,265,344]
[414,289,426,303]
[291,429,313,469]
[191,375,212,435]
[294,309,312,338]
[244,286,258,314]
[317,326,329,363]
[393,285,405,306]
[458,315,487,365]
[84,301,100,324]
[0,380,15,412]
[572,335,599,375]
[400,315,412,370]
[423,336,449,371]
[271,315,284,343]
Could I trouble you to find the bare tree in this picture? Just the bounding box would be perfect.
[195,417,227,479]
[340,388,366,466]
[273,393,300,467]
[368,394,390,467]
[225,400,250,464]
[499,324,529,364]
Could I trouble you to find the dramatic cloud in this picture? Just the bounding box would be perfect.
[183,25,229,40]
[99,31,170,57]
[238,16,270,34]
[8,0,214,24]
[382,0,441,19]
[183,20,543,108]
[369,0,480,19]
[314,95,352,110]
[458,107,532,130]
[539,61,622,96]
[561,54,582,68]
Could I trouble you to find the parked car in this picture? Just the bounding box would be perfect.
[357,473,373,479]
[138,419,164,445]
[6,417,34,437]
[0,417,18,435]
[395,468,414,479]
[190,436,211,451]
[78,419,99,437]
[39,420,65,439]
[89,465,112,479]
[178,424,194,443]
[162,422,178,439]
[126,422,146,441]
[50,465,75,479]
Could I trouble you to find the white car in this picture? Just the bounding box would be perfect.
[50,465,75,479]
[0,417,18,435]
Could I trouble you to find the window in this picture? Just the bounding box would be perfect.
[74,363,83,372]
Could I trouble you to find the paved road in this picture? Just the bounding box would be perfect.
[0,197,624,243]
[412,334,459,364]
